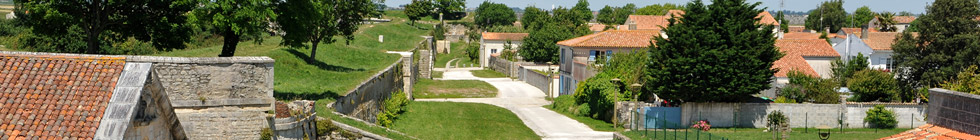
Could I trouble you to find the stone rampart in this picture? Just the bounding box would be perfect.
[928,88,980,135]
[269,100,317,140]
[332,58,406,122]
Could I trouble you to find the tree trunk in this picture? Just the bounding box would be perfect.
[86,29,100,54]
[219,29,241,57]
[309,39,320,62]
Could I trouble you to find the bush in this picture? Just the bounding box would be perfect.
[432,24,446,40]
[864,105,897,128]
[773,96,797,103]
[782,70,840,103]
[767,111,788,128]
[849,70,900,102]
[941,65,980,95]
[465,41,480,62]
[573,75,618,121]
[377,91,410,127]
[259,128,273,140]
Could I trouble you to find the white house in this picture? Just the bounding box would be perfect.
[764,39,840,97]
[556,30,661,95]
[833,28,906,71]
[479,32,528,67]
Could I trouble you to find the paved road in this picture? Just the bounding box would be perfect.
[417,69,613,140]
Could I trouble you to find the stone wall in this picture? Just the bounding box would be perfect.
[132,56,276,139]
[518,66,551,94]
[332,58,407,122]
[419,50,432,79]
[670,102,926,128]
[270,101,317,140]
[488,56,534,77]
[928,88,980,135]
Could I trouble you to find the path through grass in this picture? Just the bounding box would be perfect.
[413,79,497,98]
[391,102,539,140]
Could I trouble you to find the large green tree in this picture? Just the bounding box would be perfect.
[16,0,197,54]
[597,6,616,25]
[434,0,465,17]
[804,0,846,33]
[521,6,548,30]
[644,0,782,103]
[192,0,277,57]
[277,0,376,62]
[614,4,637,24]
[474,1,516,28]
[849,70,900,102]
[893,0,980,88]
[852,6,876,27]
[831,53,870,86]
[571,0,592,23]
[405,0,432,25]
[519,7,590,63]
[635,3,684,15]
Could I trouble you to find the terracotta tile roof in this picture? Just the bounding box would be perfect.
[773,39,839,77]
[840,27,878,34]
[482,32,529,41]
[667,10,685,17]
[782,32,823,40]
[626,15,670,30]
[616,25,629,30]
[881,124,980,140]
[893,16,917,24]
[862,32,903,50]
[0,54,126,139]
[589,24,608,32]
[557,30,660,48]
[757,11,780,26]
[788,26,806,32]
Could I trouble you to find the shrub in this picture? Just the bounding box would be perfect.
[783,70,840,103]
[377,91,410,127]
[864,105,897,128]
[767,111,788,128]
[941,65,980,95]
[259,128,273,140]
[773,96,797,103]
[432,24,446,40]
[849,70,900,102]
[573,75,618,121]
[691,120,711,131]
[465,41,480,62]
[316,119,338,136]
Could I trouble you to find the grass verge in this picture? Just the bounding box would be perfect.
[413,79,497,98]
[623,128,910,140]
[434,42,477,68]
[391,102,539,140]
[471,69,508,78]
[543,95,622,132]
[315,99,416,140]
[431,71,444,78]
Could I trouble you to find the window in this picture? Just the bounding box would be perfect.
[491,49,497,54]
[886,58,894,70]
[560,49,565,63]
[588,50,597,61]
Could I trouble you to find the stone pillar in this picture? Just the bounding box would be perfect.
[401,56,414,100]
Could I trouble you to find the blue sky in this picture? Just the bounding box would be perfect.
[385,0,934,14]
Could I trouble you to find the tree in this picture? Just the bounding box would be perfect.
[597,6,616,25]
[853,6,876,27]
[893,0,980,88]
[405,0,432,25]
[864,105,898,128]
[474,1,516,28]
[571,0,592,22]
[776,11,790,33]
[804,0,846,33]
[521,6,547,30]
[644,0,782,103]
[277,0,376,62]
[16,0,197,54]
[849,70,900,102]
[831,53,870,86]
[519,23,573,63]
[614,4,637,24]
[191,0,277,57]
[876,12,898,32]
[434,0,465,17]
[635,3,684,15]
[898,11,915,16]
[781,71,840,103]
[941,65,980,95]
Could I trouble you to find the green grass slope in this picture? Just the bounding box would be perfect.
[392,102,539,140]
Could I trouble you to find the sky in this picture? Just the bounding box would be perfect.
[385,0,934,14]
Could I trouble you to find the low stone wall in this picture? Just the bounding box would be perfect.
[673,102,926,128]
[488,56,534,77]
[270,101,317,140]
[928,88,980,135]
[419,50,433,79]
[332,57,415,123]
[519,66,551,94]
[134,56,276,139]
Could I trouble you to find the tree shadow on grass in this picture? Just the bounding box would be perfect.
[285,49,366,72]
[274,90,341,101]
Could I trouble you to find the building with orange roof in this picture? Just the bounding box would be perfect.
[480,32,529,67]
[556,30,661,95]
[880,88,980,140]
[623,10,782,37]
[869,16,917,32]
[0,51,276,139]
[588,23,607,33]
[832,27,907,71]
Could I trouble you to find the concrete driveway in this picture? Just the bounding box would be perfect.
[417,69,613,140]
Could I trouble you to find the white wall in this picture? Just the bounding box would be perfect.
[868,50,894,70]
[480,40,522,67]
[805,57,837,79]
[832,34,874,61]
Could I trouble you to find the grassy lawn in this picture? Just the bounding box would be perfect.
[315,99,416,140]
[413,79,497,98]
[471,69,508,78]
[431,71,444,78]
[391,102,539,140]
[434,42,477,68]
[623,128,910,140]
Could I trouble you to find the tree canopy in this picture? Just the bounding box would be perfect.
[597,4,637,26]
[405,0,432,25]
[277,0,376,62]
[519,7,591,63]
[434,0,465,16]
[16,0,197,54]
[644,0,782,103]
[190,0,277,57]
[521,6,548,30]
[804,0,846,33]
[635,3,684,15]
[474,1,516,28]
[893,0,980,88]
[851,6,876,27]
[571,0,593,23]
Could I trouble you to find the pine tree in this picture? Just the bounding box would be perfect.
[645,0,782,102]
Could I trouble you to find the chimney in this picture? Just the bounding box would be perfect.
[861,25,869,39]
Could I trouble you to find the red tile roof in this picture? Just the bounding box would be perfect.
[773,39,839,77]
[626,15,671,30]
[589,24,608,32]
[482,32,529,41]
[881,124,980,140]
[862,32,903,50]
[782,32,823,40]
[788,26,806,32]
[893,16,917,24]
[840,27,879,34]
[0,54,125,139]
[667,10,685,17]
[557,30,661,48]
[757,11,780,26]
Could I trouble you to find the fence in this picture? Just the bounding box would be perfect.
[661,102,926,129]
[625,107,729,140]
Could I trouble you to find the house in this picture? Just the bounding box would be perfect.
[0,51,276,139]
[869,16,916,32]
[588,23,607,33]
[833,27,906,71]
[623,10,781,35]
[556,30,661,95]
[764,39,840,97]
[480,32,529,67]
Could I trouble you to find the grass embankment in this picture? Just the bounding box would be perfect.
[623,128,909,140]
[544,95,621,132]
[413,79,497,98]
[471,69,508,78]
[434,42,477,68]
[315,99,416,140]
[391,102,539,140]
